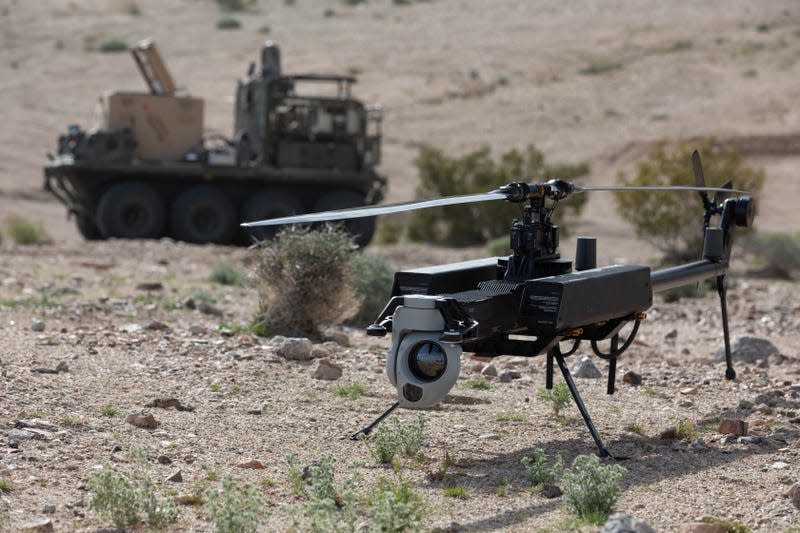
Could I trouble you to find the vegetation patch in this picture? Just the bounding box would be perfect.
[561,454,626,525]
[204,476,266,533]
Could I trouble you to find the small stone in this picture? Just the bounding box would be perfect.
[125,410,160,429]
[197,301,223,317]
[323,330,350,347]
[499,373,512,383]
[311,358,343,380]
[659,426,678,440]
[31,320,45,332]
[664,329,678,339]
[785,482,800,510]
[481,364,498,377]
[238,459,266,469]
[601,512,656,533]
[718,419,747,436]
[278,338,314,361]
[188,324,206,335]
[771,461,790,470]
[679,387,696,395]
[310,344,331,359]
[145,320,170,331]
[540,483,562,499]
[16,419,59,432]
[19,519,53,533]
[569,355,602,379]
[166,469,183,482]
[7,429,32,442]
[41,504,56,514]
[738,399,754,410]
[738,436,762,445]
[478,433,500,440]
[622,370,642,386]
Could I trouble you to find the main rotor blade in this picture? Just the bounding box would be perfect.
[572,184,746,194]
[241,191,506,227]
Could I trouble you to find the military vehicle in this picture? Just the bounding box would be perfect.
[44,39,386,245]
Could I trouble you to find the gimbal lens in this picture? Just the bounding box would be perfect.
[408,341,447,381]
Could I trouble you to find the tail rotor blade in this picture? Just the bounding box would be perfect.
[691,150,713,210]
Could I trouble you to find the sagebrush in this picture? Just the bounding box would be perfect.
[347,253,395,325]
[536,382,571,418]
[520,448,563,486]
[368,415,426,464]
[254,226,359,337]
[614,139,764,262]
[204,476,266,533]
[408,145,589,245]
[561,454,626,525]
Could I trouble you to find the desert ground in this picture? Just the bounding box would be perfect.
[0,0,799,531]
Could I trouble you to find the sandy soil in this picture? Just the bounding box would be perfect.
[0,1,799,531]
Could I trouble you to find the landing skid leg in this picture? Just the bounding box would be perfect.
[349,401,400,441]
[550,346,615,459]
[716,275,736,380]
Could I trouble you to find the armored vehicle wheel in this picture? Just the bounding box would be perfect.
[314,190,375,247]
[97,182,166,239]
[170,186,237,244]
[240,188,304,243]
[75,214,102,240]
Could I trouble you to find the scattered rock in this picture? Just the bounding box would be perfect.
[622,370,642,386]
[311,358,343,380]
[157,455,172,465]
[19,518,53,533]
[540,483,562,499]
[569,355,601,379]
[237,459,266,469]
[125,410,160,429]
[55,361,69,373]
[499,372,512,383]
[7,429,33,442]
[166,469,183,482]
[278,338,314,361]
[31,320,45,332]
[601,512,656,533]
[431,522,468,533]
[717,419,747,436]
[664,329,678,339]
[770,461,790,470]
[145,320,170,331]
[481,363,498,377]
[41,504,56,514]
[145,398,194,412]
[715,335,778,364]
[310,344,331,360]
[479,433,500,440]
[16,419,59,432]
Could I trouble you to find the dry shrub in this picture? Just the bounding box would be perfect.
[254,225,358,338]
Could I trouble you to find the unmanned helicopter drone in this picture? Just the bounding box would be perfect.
[242,151,754,458]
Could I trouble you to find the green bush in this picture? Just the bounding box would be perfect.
[6,216,47,245]
[287,454,361,532]
[347,253,395,325]
[520,448,563,486]
[204,476,265,533]
[614,139,765,262]
[217,17,242,29]
[254,225,359,338]
[536,382,571,418]
[98,38,129,53]
[87,449,178,530]
[209,263,248,286]
[408,145,589,246]
[368,477,426,532]
[742,232,800,277]
[368,415,426,464]
[335,382,369,400]
[561,454,626,525]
